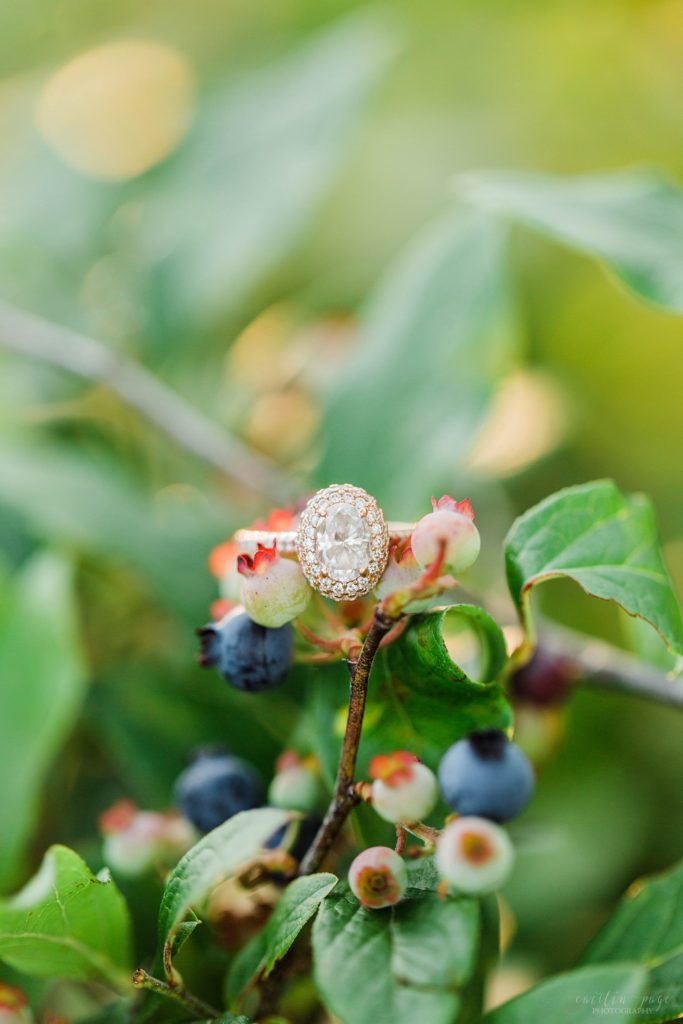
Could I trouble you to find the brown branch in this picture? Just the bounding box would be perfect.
[0,300,297,501]
[298,609,394,875]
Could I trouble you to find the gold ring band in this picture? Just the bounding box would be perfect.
[234,523,414,556]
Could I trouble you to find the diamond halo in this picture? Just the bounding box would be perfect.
[296,484,390,601]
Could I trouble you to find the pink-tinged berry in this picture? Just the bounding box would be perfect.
[98,800,196,877]
[268,751,322,813]
[0,985,32,1024]
[436,817,514,894]
[348,846,408,909]
[411,496,481,574]
[369,751,438,824]
[237,544,311,628]
[375,543,431,612]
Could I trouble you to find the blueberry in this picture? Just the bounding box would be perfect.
[438,729,534,823]
[196,610,293,692]
[510,649,577,706]
[265,814,322,864]
[174,749,263,833]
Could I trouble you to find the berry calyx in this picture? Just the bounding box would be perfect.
[436,817,514,893]
[438,729,534,823]
[268,751,322,813]
[369,751,438,824]
[348,846,408,909]
[197,608,293,692]
[173,748,263,834]
[411,496,480,574]
[237,543,311,628]
[98,800,195,877]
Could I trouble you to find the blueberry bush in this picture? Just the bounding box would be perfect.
[1,7,683,1024]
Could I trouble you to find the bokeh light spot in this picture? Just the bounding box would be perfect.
[35,40,195,181]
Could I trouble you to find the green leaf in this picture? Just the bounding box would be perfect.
[0,553,87,890]
[582,860,683,1022]
[320,209,517,505]
[139,13,395,321]
[442,603,509,684]
[459,168,683,312]
[157,807,291,980]
[262,873,337,977]
[0,443,217,618]
[0,845,132,992]
[482,963,648,1023]
[313,883,486,1024]
[367,609,512,770]
[505,480,683,656]
[225,930,269,1006]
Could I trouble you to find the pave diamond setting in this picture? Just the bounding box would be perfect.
[296,484,390,600]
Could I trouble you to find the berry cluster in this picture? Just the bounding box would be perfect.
[104,497,518,908]
[198,493,481,692]
[174,747,322,860]
[348,731,534,908]
[99,747,322,878]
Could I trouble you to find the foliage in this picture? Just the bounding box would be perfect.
[505,480,683,656]
[0,554,86,889]
[312,877,488,1024]
[0,846,132,992]
[0,4,682,1023]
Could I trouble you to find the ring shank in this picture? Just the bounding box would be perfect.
[234,522,414,556]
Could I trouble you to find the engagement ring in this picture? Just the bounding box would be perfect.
[234,484,414,601]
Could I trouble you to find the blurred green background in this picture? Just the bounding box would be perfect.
[1,0,683,1015]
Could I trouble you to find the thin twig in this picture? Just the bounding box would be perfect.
[298,609,394,875]
[132,968,220,1019]
[539,622,683,711]
[0,300,296,501]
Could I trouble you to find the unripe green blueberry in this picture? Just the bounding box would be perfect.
[411,496,480,574]
[369,751,438,824]
[238,544,311,628]
[436,817,514,894]
[348,846,408,909]
[268,752,322,813]
[99,800,196,877]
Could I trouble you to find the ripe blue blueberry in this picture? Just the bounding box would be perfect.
[265,814,322,864]
[174,748,263,833]
[438,730,534,823]
[196,609,293,692]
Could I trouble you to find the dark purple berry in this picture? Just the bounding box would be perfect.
[509,649,577,706]
[196,610,293,692]
[174,750,263,833]
[438,729,534,823]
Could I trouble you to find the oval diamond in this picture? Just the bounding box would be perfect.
[315,501,372,583]
[297,485,389,600]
